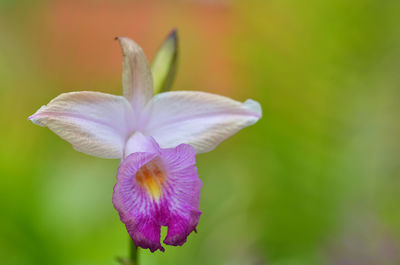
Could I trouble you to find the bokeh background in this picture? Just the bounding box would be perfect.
[1,0,400,264]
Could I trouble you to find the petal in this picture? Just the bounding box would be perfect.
[29,91,134,159]
[116,37,153,110]
[113,151,164,252]
[124,132,159,158]
[160,144,202,246]
[144,91,262,153]
[113,139,201,252]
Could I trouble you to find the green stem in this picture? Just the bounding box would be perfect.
[130,239,139,265]
[116,238,139,265]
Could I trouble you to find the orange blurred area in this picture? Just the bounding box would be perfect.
[24,0,234,93]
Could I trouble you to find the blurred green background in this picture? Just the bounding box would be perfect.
[1,0,400,264]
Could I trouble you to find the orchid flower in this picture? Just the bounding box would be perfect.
[29,30,262,252]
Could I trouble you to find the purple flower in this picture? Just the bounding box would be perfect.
[29,33,262,252]
[113,133,201,252]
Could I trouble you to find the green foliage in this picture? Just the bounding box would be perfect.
[151,29,178,94]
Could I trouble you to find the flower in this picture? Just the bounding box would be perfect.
[113,133,201,252]
[29,30,262,252]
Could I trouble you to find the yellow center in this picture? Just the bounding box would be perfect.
[136,159,166,201]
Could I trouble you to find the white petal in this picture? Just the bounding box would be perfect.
[124,132,159,158]
[144,91,262,153]
[29,91,134,159]
[117,37,153,110]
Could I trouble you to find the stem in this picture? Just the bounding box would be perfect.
[130,239,139,265]
[116,238,139,265]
